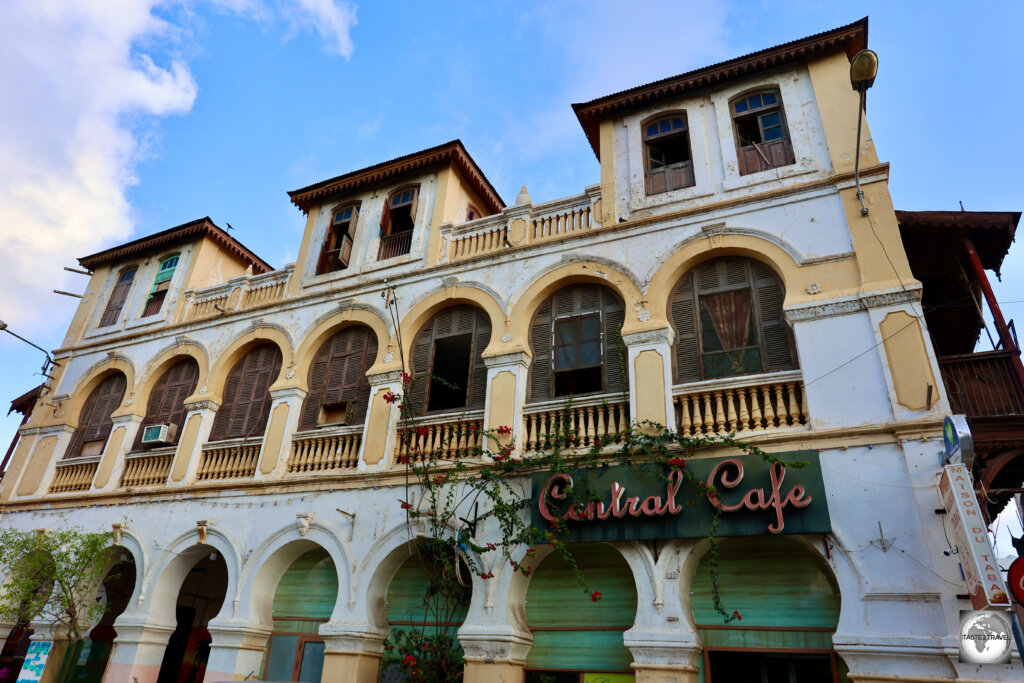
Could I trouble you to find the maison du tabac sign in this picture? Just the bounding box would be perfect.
[531,451,831,542]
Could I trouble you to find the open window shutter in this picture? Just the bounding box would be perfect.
[671,274,701,383]
[528,300,553,403]
[99,270,135,327]
[355,332,378,421]
[602,291,628,393]
[410,189,419,223]
[321,339,351,407]
[300,343,331,431]
[753,261,796,372]
[248,345,282,438]
[380,198,391,237]
[468,312,491,409]
[407,326,433,413]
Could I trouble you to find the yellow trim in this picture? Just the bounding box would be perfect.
[203,327,293,405]
[60,359,136,426]
[399,285,506,367]
[293,309,391,390]
[132,342,210,418]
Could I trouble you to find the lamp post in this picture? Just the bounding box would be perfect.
[850,49,879,217]
[0,319,54,377]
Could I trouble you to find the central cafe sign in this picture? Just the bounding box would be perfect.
[531,450,831,542]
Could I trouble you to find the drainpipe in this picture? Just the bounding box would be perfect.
[963,236,1024,389]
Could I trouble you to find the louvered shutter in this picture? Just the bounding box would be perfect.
[99,269,136,327]
[249,345,282,437]
[753,261,796,372]
[211,344,281,441]
[230,353,260,438]
[602,290,628,393]
[407,326,433,414]
[355,332,378,421]
[210,360,243,441]
[468,312,491,409]
[67,373,126,458]
[528,301,553,403]
[135,359,199,448]
[300,343,332,431]
[671,274,701,383]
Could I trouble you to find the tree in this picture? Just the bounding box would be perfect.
[0,524,118,641]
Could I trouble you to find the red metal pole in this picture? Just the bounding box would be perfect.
[964,236,1024,389]
[0,411,30,482]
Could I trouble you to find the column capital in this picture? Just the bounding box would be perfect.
[621,327,674,347]
[458,624,532,663]
[366,370,404,386]
[482,350,531,370]
[183,398,220,413]
[269,386,307,401]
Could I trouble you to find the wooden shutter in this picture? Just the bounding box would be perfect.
[406,326,433,414]
[468,312,491,409]
[99,268,136,327]
[753,261,796,372]
[528,300,553,403]
[601,289,628,393]
[66,373,127,459]
[299,342,332,431]
[670,273,701,383]
[134,359,199,449]
[210,344,282,441]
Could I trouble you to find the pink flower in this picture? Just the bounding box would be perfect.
[591,591,603,602]
[496,425,512,435]
[733,610,742,621]
[667,457,686,468]
[399,500,412,510]
[416,426,430,437]
[383,391,398,404]
[401,372,413,386]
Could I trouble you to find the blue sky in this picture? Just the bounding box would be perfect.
[1,1,1022,528]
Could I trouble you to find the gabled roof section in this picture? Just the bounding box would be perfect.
[288,140,505,215]
[78,217,272,274]
[572,17,869,159]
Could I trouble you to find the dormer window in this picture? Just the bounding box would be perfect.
[317,204,359,275]
[378,187,418,260]
[732,90,795,175]
[142,254,178,317]
[643,115,695,195]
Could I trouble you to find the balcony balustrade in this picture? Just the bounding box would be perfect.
[378,231,414,260]
[673,371,807,437]
[182,266,292,323]
[120,448,175,488]
[49,458,99,493]
[395,411,485,463]
[940,350,1024,419]
[522,394,629,452]
[197,439,261,481]
[288,426,362,474]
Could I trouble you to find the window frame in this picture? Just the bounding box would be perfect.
[381,186,419,237]
[641,113,696,195]
[142,253,180,318]
[317,202,360,275]
[98,266,137,328]
[729,88,795,176]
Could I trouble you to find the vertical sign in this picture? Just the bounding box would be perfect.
[939,464,1010,610]
[16,640,51,683]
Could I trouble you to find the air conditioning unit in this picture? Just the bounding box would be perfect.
[141,423,178,445]
[319,401,354,427]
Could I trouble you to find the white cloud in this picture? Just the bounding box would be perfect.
[0,0,358,337]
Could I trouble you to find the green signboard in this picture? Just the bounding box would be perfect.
[530,451,830,542]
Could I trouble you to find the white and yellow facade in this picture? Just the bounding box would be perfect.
[1,18,1018,683]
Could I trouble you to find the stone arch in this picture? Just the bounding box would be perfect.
[509,259,650,352]
[142,524,242,629]
[204,326,293,405]
[647,230,841,314]
[64,358,135,425]
[293,307,391,389]
[132,341,210,412]
[240,521,354,627]
[399,284,506,365]
[111,527,148,610]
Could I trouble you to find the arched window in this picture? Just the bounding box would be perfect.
[466,204,482,222]
[670,257,796,383]
[643,114,695,195]
[317,204,360,275]
[66,373,127,459]
[378,187,418,260]
[209,343,283,441]
[143,253,179,317]
[528,284,628,402]
[133,358,200,449]
[299,326,378,430]
[98,267,137,328]
[731,89,795,175]
[406,305,490,414]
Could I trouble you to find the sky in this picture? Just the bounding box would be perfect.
[0,1,1022,538]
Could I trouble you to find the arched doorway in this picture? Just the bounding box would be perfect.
[524,543,638,682]
[691,537,844,682]
[261,548,338,682]
[155,548,228,683]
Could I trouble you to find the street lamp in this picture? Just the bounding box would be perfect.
[0,319,55,377]
[850,49,879,217]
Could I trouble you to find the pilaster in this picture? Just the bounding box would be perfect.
[256,386,307,478]
[481,351,531,456]
[621,327,675,431]
[202,618,273,682]
[101,616,176,683]
[361,370,403,469]
[169,399,218,485]
[92,414,143,492]
[318,622,386,683]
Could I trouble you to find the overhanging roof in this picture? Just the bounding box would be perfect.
[8,384,41,417]
[896,210,1019,274]
[572,17,869,159]
[288,140,505,215]
[78,217,272,274]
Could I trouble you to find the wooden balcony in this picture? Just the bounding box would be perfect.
[377,231,413,260]
[939,350,1024,448]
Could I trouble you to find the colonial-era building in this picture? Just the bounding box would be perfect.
[2,17,1022,683]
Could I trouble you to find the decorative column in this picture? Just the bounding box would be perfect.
[255,386,306,478]
[92,414,142,492]
[360,370,403,469]
[481,351,530,456]
[621,328,675,432]
[167,399,218,485]
[458,563,531,683]
[202,618,273,682]
[101,614,177,683]
[318,623,387,683]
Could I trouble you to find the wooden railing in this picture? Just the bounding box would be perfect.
[197,440,261,481]
[531,196,593,242]
[49,459,99,493]
[673,372,807,436]
[395,411,485,463]
[522,394,629,452]
[940,350,1024,418]
[378,231,414,260]
[289,427,362,473]
[120,449,174,488]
